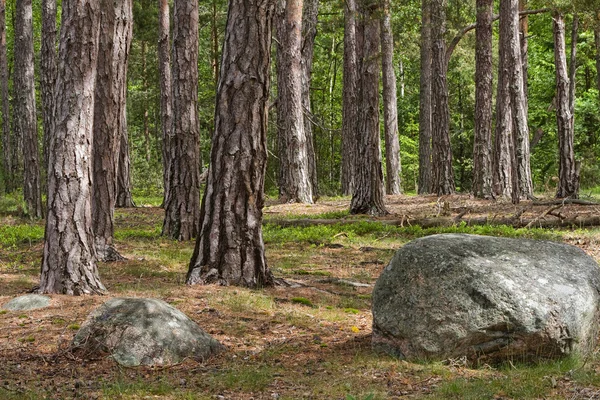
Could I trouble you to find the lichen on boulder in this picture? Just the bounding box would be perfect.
[72,298,224,366]
[2,294,51,311]
[372,234,600,363]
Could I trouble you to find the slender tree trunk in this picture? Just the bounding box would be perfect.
[301,0,318,198]
[41,0,57,176]
[349,0,387,216]
[418,0,432,194]
[158,0,172,208]
[596,22,600,105]
[163,0,201,240]
[380,0,401,195]
[92,0,132,261]
[554,12,578,199]
[0,0,11,192]
[187,0,275,287]
[430,0,454,195]
[276,0,313,204]
[211,0,220,87]
[39,0,105,295]
[472,0,493,198]
[14,0,42,218]
[568,14,578,126]
[141,41,152,163]
[505,0,532,201]
[341,0,359,196]
[115,119,135,208]
[519,0,528,113]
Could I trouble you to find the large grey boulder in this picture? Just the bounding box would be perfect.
[372,234,600,363]
[72,298,224,366]
[2,294,51,311]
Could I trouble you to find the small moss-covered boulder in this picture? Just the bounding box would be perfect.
[372,234,600,363]
[72,298,224,366]
[2,294,51,311]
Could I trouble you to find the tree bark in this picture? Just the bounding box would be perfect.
[301,0,319,198]
[504,0,532,201]
[276,0,314,204]
[568,14,578,125]
[163,0,201,240]
[92,0,132,261]
[418,0,432,194]
[158,0,172,208]
[41,0,57,176]
[187,0,275,287]
[596,22,600,106]
[0,0,11,192]
[380,0,401,195]
[115,118,135,208]
[430,0,454,195]
[519,0,528,114]
[554,12,578,199]
[350,0,387,216]
[14,0,42,218]
[39,0,105,295]
[472,0,493,199]
[141,41,152,163]
[341,0,359,196]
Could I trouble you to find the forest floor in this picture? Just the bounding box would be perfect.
[2,193,600,399]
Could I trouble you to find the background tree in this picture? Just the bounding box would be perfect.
[162,0,201,240]
[92,0,133,261]
[554,11,578,198]
[350,0,387,216]
[472,0,493,198]
[430,0,454,195]
[14,0,42,218]
[158,0,172,207]
[116,122,136,208]
[187,0,275,287]
[41,0,57,172]
[276,0,314,204]
[417,0,432,194]
[39,0,105,295]
[380,0,401,195]
[0,0,10,193]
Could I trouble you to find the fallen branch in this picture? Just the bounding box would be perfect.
[533,199,600,206]
[525,204,563,229]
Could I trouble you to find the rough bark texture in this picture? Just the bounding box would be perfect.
[341,0,359,196]
[472,0,493,199]
[301,0,318,198]
[0,0,11,192]
[41,0,57,174]
[430,0,454,195]
[14,0,42,218]
[163,0,201,240]
[187,0,275,287]
[505,0,532,200]
[92,0,132,261]
[276,0,313,204]
[39,0,105,295]
[116,120,135,208]
[418,0,432,194]
[568,14,578,126]
[493,0,514,199]
[349,0,387,216]
[519,0,528,114]
[554,12,578,199]
[380,0,401,195]
[596,24,600,105]
[158,0,172,208]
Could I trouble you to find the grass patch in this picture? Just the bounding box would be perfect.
[0,224,45,248]
[211,365,275,392]
[291,297,314,307]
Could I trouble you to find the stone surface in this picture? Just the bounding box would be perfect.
[72,298,224,366]
[372,234,600,363]
[2,294,51,311]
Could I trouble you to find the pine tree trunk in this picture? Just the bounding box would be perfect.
[430,0,454,195]
[472,0,493,198]
[568,14,578,125]
[341,0,359,196]
[418,0,432,194]
[187,0,274,287]
[380,0,401,195]
[519,0,528,113]
[505,0,532,201]
[596,23,600,105]
[0,0,11,192]
[163,0,201,240]
[158,0,172,208]
[41,0,56,176]
[211,0,220,86]
[349,0,387,216]
[554,12,578,199]
[92,0,132,261]
[115,120,136,208]
[14,0,42,218]
[141,41,152,163]
[276,0,313,204]
[39,0,105,295]
[301,0,319,198]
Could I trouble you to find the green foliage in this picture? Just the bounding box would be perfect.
[0,224,44,249]
[291,297,315,307]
